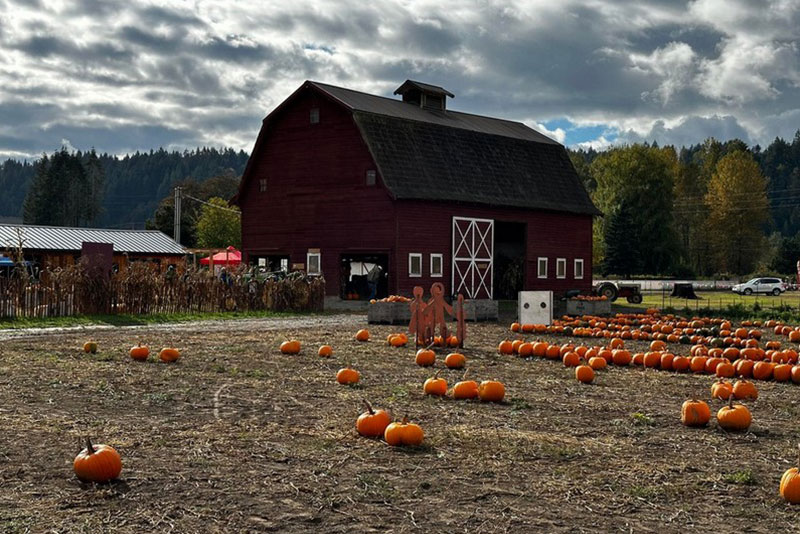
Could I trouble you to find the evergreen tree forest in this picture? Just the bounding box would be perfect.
[0,147,249,228]
[570,131,800,277]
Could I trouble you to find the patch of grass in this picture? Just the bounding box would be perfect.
[91,352,115,362]
[538,443,582,460]
[0,310,302,330]
[510,397,532,413]
[356,473,396,500]
[628,485,663,499]
[630,412,654,426]
[145,392,174,405]
[387,385,410,402]
[725,469,757,485]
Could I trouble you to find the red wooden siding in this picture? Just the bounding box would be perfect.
[394,200,592,296]
[238,88,397,296]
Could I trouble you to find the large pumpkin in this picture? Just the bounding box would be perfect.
[681,399,710,427]
[158,347,180,363]
[384,417,424,446]
[478,380,505,403]
[129,344,150,361]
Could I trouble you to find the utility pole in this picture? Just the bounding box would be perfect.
[173,186,182,244]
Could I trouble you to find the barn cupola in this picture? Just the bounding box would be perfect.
[394,80,454,111]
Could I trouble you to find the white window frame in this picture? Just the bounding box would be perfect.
[307,252,321,275]
[574,258,584,280]
[556,258,567,279]
[430,253,443,277]
[310,108,320,124]
[408,253,422,278]
[366,169,376,186]
[537,257,548,279]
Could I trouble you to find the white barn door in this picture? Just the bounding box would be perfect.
[452,217,494,299]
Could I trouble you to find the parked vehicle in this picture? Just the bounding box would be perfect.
[731,277,786,296]
[594,281,643,303]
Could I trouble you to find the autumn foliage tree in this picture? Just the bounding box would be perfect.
[195,197,241,249]
[705,151,768,274]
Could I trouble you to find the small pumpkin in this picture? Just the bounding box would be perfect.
[158,347,180,363]
[73,437,122,483]
[280,340,301,354]
[732,379,758,400]
[336,368,360,385]
[415,349,435,367]
[318,345,333,357]
[444,352,466,369]
[498,340,514,355]
[356,401,391,438]
[355,329,370,342]
[780,444,800,504]
[681,399,711,427]
[453,379,479,399]
[423,373,447,396]
[588,356,607,370]
[129,344,149,361]
[575,363,594,384]
[717,394,752,432]
[711,379,733,400]
[83,341,98,354]
[384,416,424,446]
[478,380,505,403]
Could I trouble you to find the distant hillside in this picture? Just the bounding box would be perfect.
[0,147,249,229]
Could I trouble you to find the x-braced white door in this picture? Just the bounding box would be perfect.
[452,217,494,299]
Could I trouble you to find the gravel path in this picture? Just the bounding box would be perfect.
[0,313,366,340]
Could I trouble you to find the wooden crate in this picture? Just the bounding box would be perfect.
[565,299,611,317]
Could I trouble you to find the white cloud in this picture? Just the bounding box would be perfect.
[0,0,797,158]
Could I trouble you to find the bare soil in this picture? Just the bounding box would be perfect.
[2,315,800,533]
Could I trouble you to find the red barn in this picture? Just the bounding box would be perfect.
[235,80,600,301]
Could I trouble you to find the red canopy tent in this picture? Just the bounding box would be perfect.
[200,246,242,266]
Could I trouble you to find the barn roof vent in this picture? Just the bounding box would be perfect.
[394,80,454,111]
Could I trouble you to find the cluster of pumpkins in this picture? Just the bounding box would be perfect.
[503,315,800,503]
[82,341,180,363]
[369,295,412,304]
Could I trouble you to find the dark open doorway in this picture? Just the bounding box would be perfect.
[340,254,389,300]
[249,254,289,274]
[493,221,526,299]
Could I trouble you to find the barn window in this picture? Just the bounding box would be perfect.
[574,259,584,279]
[366,170,376,186]
[537,257,548,279]
[307,252,321,275]
[259,178,267,193]
[556,258,566,279]
[310,108,320,124]
[409,253,422,278]
[430,253,443,277]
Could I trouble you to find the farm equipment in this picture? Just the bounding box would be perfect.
[594,281,643,304]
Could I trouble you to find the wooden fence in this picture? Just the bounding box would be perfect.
[0,263,325,318]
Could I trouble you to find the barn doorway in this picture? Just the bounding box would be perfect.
[493,221,526,300]
[340,254,389,300]
[249,254,289,275]
[452,217,494,299]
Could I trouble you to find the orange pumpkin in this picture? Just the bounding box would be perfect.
[575,364,594,384]
[588,356,607,370]
[336,368,360,385]
[732,380,758,400]
[356,401,391,437]
[415,349,435,367]
[780,445,800,504]
[158,347,180,363]
[423,373,447,396]
[73,437,122,482]
[681,399,710,427]
[478,380,505,403]
[384,417,424,446]
[717,395,752,432]
[444,352,466,369]
[498,340,514,355]
[280,340,301,354]
[318,345,333,357]
[129,344,150,361]
[453,379,479,399]
[355,329,370,342]
[711,379,733,400]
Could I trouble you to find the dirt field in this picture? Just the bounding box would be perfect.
[2,314,800,533]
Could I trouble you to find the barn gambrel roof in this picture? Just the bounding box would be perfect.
[239,81,601,216]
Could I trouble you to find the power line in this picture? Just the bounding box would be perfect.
[181,193,241,215]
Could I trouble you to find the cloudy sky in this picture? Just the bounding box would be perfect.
[0,0,798,160]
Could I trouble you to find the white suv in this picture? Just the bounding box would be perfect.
[732,277,787,296]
